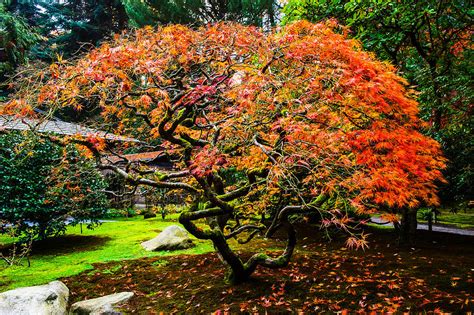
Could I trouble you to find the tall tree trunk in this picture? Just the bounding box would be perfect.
[399,208,417,245]
[267,0,275,26]
[428,211,433,232]
[429,62,444,132]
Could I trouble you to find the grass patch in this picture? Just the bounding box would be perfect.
[0,214,214,291]
[418,206,474,229]
[2,213,473,312]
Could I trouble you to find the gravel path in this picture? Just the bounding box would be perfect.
[370,216,474,236]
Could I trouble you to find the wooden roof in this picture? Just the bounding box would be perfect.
[0,116,137,142]
[106,151,163,163]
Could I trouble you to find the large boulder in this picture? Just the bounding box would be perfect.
[141,225,195,251]
[0,281,69,315]
[69,292,134,315]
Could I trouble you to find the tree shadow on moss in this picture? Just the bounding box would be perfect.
[1,235,112,257]
[32,235,112,255]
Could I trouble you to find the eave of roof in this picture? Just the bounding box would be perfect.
[0,116,138,142]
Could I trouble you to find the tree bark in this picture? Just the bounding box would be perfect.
[398,208,418,245]
[179,205,299,285]
[428,211,433,232]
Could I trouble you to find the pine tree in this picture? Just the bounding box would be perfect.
[123,0,280,27]
[8,0,128,60]
[0,1,40,95]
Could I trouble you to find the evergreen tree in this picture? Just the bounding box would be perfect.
[0,1,40,81]
[8,0,128,60]
[0,131,109,240]
[123,0,280,27]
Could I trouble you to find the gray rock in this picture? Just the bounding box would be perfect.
[141,225,195,251]
[0,281,69,315]
[69,292,134,315]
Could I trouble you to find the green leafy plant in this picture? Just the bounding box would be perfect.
[0,131,109,240]
[0,3,41,83]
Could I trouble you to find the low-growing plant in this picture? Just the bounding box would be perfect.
[0,225,33,267]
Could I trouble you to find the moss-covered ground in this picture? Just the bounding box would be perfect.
[0,215,213,291]
[61,225,473,313]
[1,215,473,312]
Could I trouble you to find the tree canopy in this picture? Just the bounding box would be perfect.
[283,0,473,201]
[2,21,446,283]
[6,0,128,60]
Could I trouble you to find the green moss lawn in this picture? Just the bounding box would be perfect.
[0,215,213,291]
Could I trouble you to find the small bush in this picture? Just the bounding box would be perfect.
[0,131,108,240]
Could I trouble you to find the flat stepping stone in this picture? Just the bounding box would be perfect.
[69,291,134,315]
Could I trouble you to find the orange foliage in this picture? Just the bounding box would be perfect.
[3,20,446,227]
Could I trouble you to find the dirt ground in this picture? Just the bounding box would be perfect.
[62,226,474,313]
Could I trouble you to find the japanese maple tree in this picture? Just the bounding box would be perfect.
[2,21,446,283]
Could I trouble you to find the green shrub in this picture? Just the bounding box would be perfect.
[0,131,108,240]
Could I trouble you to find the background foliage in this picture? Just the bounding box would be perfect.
[6,0,128,60]
[123,0,279,27]
[0,1,40,87]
